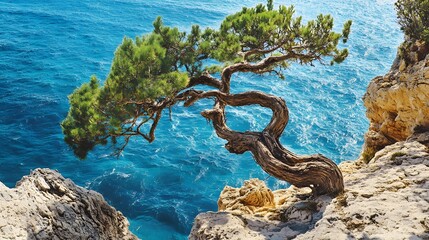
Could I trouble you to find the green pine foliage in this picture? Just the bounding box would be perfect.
[62,76,107,159]
[212,4,351,65]
[62,1,352,159]
[62,33,190,159]
[395,0,429,43]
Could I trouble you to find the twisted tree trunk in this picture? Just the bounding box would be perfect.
[183,89,344,196]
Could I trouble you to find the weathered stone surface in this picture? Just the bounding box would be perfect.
[362,49,429,162]
[217,179,275,214]
[190,178,330,239]
[298,141,429,239]
[0,168,137,240]
[190,141,429,239]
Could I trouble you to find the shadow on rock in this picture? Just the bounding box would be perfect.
[189,178,334,240]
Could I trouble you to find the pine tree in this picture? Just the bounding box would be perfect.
[62,1,352,196]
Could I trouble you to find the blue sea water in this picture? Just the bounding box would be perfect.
[0,0,402,239]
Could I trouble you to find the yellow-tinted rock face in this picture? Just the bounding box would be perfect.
[362,47,429,162]
[217,179,275,214]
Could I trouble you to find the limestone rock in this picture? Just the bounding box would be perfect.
[298,141,429,239]
[190,178,331,240]
[362,49,429,162]
[190,211,302,240]
[190,141,429,239]
[0,168,137,240]
[217,179,275,214]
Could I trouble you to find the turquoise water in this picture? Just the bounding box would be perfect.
[0,0,402,239]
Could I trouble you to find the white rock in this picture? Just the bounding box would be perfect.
[190,141,429,239]
[0,168,136,240]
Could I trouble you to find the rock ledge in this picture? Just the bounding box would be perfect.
[0,168,137,240]
[190,141,429,239]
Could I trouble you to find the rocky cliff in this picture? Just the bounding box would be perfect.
[189,42,429,239]
[190,141,429,239]
[0,168,137,240]
[362,40,429,162]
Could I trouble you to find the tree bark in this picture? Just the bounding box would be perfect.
[183,89,344,196]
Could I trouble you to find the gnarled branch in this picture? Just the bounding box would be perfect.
[221,52,321,93]
[179,89,344,196]
[187,73,222,89]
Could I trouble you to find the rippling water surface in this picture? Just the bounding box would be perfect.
[0,0,402,239]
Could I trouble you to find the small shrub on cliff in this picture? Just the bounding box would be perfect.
[395,0,429,43]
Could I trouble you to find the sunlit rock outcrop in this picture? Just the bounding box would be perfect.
[217,179,275,214]
[189,141,429,239]
[190,178,330,239]
[362,41,429,162]
[0,168,136,240]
